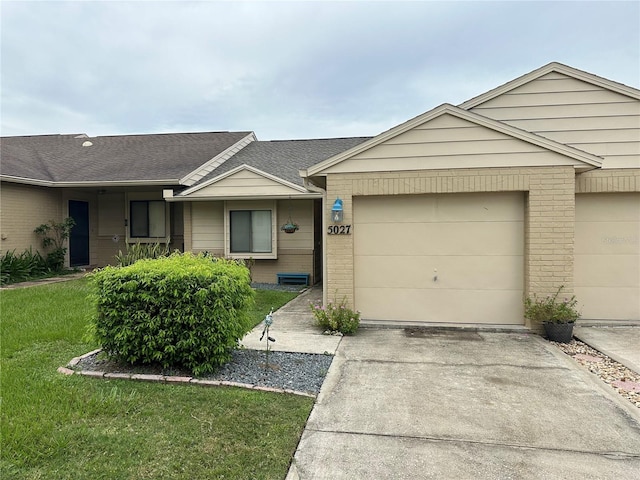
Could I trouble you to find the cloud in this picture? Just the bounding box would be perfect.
[1,0,638,139]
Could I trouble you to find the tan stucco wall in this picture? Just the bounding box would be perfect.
[324,166,577,332]
[0,182,63,255]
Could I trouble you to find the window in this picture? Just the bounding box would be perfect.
[130,200,166,238]
[230,210,272,253]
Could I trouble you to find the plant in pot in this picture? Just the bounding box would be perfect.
[280,222,299,234]
[524,286,580,343]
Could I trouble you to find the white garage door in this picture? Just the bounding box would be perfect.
[354,193,524,324]
[575,193,640,321]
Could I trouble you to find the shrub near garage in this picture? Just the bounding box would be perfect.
[91,253,255,376]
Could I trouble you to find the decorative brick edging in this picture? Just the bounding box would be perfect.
[59,349,316,399]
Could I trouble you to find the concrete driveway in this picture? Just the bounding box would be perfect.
[288,328,640,479]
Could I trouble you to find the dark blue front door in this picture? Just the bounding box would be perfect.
[69,200,89,266]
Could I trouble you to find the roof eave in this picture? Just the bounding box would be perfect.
[0,175,181,188]
[178,132,257,186]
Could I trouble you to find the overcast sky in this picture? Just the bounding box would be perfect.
[1,1,639,140]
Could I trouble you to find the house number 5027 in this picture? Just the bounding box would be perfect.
[328,225,351,235]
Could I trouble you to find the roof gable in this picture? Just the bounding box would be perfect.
[305,104,602,176]
[459,62,640,110]
[174,164,314,200]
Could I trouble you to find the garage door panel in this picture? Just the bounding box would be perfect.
[575,254,640,287]
[355,288,524,324]
[576,193,640,221]
[355,255,523,290]
[356,193,524,223]
[432,193,524,222]
[575,222,639,255]
[574,287,640,320]
[575,193,640,321]
[354,193,524,325]
[355,222,523,256]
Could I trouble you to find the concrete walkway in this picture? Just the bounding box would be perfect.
[241,286,342,355]
[0,271,88,290]
[574,324,640,375]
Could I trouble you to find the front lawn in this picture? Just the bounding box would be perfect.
[0,279,311,479]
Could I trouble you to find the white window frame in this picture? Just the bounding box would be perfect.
[125,193,171,244]
[224,200,277,259]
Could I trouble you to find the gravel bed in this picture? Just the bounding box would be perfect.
[74,348,333,395]
[551,338,640,408]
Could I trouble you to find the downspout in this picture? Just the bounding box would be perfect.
[303,176,328,307]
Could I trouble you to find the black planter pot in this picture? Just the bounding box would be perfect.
[543,322,575,343]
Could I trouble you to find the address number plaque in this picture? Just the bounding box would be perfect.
[328,225,352,235]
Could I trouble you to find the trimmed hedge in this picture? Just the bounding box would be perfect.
[91,253,255,376]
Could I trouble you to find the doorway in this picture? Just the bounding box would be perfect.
[69,200,90,266]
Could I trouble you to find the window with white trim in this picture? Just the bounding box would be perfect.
[230,210,272,253]
[130,200,166,238]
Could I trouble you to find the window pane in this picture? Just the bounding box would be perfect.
[252,210,272,253]
[130,201,148,237]
[230,211,251,252]
[148,201,166,237]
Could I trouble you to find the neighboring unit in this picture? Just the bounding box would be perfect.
[2,62,638,330]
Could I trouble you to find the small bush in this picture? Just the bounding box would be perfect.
[114,242,170,267]
[0,248,49,285]
[91,252,255,376]
[310,298,360,334]
[34,217,75,271]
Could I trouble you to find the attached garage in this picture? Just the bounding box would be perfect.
[354,192,524,325]
[575,193,640,321]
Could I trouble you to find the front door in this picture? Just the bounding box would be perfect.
[313,199,322,284]
[69,200,90,266]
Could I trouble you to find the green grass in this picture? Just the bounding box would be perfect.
[249,289,299,327]
[1,279,312,479]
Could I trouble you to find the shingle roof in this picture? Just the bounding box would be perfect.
[1,132,252,184]
[192,137,372,188]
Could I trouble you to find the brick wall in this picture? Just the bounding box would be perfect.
[576,168,640,192]
[0,182,63,255]
[324,166,577,331]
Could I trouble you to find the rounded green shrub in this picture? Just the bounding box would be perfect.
[91,252,255,376]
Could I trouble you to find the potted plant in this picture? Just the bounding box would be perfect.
[280,222,299,234]
[524,286,580,343]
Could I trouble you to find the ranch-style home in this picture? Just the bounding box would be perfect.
[1,62,638,331]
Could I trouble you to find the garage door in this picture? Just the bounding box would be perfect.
[575,193,640,321]
[354,193,524,324]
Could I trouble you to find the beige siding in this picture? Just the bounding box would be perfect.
[469,73,640,169]
[575,193,640,320]
[0,182,63,255]
[185,199,316,283]
[191,201,225,251]
[98,193,125,236]
[321,114,584,173]
[91,191,125,267]
[189,169,302,197]
[250,253,315,284]
[277,200,314,250]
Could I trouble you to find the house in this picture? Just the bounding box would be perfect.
[1,62,638,331]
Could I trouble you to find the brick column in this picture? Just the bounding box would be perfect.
[525,166,575,331]
[325,178,355,307]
